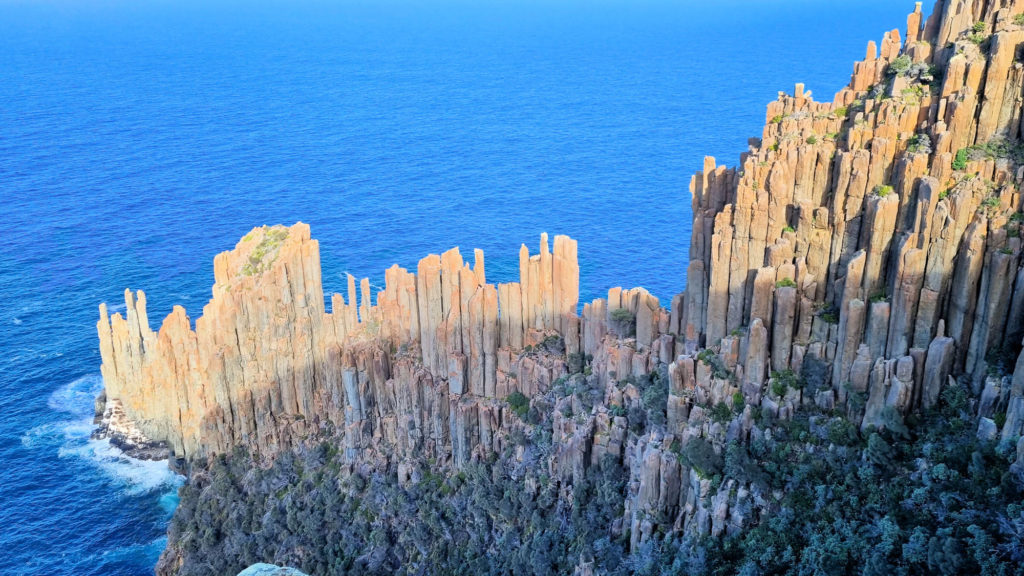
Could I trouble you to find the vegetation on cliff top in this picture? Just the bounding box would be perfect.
[241,226,290,277]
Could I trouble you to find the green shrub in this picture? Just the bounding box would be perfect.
[680,437,724,478]
[906,133,931,154]
[973,21,986,33]
[817,303,840,324]
[806,135,818,145]
[964,138,1024,164]
[888,54,912,76]
[241,226,290,276]
[826,419,860,446]
[731,391,745,413]
[696,349,731,380]
[901,85,925,102]
[776,277,797,288]
[639,370,669,427]
[873,185,894,198]
[710,401,734,424]
[506,391,530,421]
[609,308,636,338]
[1015,13,1024,26]
[771,369,803,395]
[994,411,1007,428]
[953,148,969,170]
[771,114,784,124]
[833,106,848,118]
[782,225,796,234]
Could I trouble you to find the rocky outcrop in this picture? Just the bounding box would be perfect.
[98,0,1024,566]
[682,0,1024,445]
[237,565,308,576]
[97,225,598,466]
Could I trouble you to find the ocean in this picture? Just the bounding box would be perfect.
[0,1,919,573]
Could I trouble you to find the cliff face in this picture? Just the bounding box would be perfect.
[99,0,1024,569]
[98,223,668,467]
[682,0,1024,445]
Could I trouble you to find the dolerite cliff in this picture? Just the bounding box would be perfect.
[97,2,1024,574]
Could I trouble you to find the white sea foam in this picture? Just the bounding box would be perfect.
[12,317,22,325]
[30,375,184,498]
[59,437,183,495]
[47,374,103,417]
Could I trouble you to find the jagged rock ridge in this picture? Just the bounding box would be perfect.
[98,223,669,471]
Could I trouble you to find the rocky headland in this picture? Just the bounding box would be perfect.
[97,1,1024,574]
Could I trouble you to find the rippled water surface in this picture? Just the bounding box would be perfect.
[0,1,919,573]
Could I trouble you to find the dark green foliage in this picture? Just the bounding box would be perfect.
[638,368,669,428]
[888,54,912,76]
[505,391,530,420]
[965,138,1024,166]
[567,352,592,374]
[818,302,840,324]
[609,308,636,338]
[696,349,731,380]
[731,391,745,413]
[953,148,969,170]
[771,369,803,395]
[168,445,638,576]
[679,437,724,479]
[724,442,767,487]
[709,401,734,424]
[703,393,1024,576]
[987,345,1017,378]
[166,383,1024,576]
[825,418,860,446]
[541,334,565,355]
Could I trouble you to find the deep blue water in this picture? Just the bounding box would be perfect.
[0,1,922,573]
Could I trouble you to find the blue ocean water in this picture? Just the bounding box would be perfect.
[0,1,921,573]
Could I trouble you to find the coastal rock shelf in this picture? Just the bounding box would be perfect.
[98,0,1024,565]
